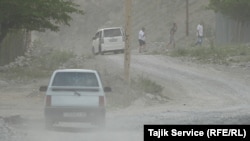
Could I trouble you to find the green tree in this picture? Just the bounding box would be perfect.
[0,0,84,43]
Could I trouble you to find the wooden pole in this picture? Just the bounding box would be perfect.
[186,0,189,36]
[124,0,132,82]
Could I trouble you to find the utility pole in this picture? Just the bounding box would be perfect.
[186,0,189,36]
[124,0,132,83]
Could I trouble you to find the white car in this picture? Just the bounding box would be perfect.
[40,69,111,129]
[92,27,125,55]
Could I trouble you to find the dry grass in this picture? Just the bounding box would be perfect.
[169,44,250,65]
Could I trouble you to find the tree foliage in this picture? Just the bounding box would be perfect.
[208,0,250,22]
[0,0,84,42]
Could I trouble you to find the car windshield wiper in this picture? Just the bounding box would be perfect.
[51,87,100,92]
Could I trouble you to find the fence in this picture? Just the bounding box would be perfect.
[215,13,250,45]
[0,30,30,66]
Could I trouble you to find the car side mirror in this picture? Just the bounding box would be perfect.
[104,87,112,92]
[39,86,48,92]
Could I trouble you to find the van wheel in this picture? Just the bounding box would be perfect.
[45,119,54,130]
[92,47,96,55]
[96,118,106,128]
[98,45,102,55]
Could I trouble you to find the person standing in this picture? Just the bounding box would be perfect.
[138,27,146,53]
[195,22,203,46]
[166,23,177,48]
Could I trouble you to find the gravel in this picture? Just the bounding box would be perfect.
[0,118,14,141]
[0,118,26,141]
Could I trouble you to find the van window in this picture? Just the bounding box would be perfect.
[52,72,99,87]
[94,31,100,39]
[103,28,122,37]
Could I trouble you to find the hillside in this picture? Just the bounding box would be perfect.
[33,0,215,55]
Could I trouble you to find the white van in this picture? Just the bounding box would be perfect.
[92,27,125,55]
[40,69,111,129]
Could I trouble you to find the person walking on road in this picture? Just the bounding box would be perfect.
[195,22,203,46]
[138,27,146,53]
[166,22,177,49]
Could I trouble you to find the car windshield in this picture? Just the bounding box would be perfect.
[103,28,122,37]
[52,72,99,87]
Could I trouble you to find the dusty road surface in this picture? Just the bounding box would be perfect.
[1,52,250,141]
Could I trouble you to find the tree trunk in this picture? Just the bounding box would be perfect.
[24,30,31,49]
[237,21,242,43]
[0,24,9,47]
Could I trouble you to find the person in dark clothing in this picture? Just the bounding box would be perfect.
[166,23,177,48]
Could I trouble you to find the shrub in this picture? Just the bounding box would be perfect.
[169,44,250,64]
[136,75,163,95]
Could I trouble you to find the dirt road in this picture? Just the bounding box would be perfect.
[104,53,250,124]
[1,52,250,141]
